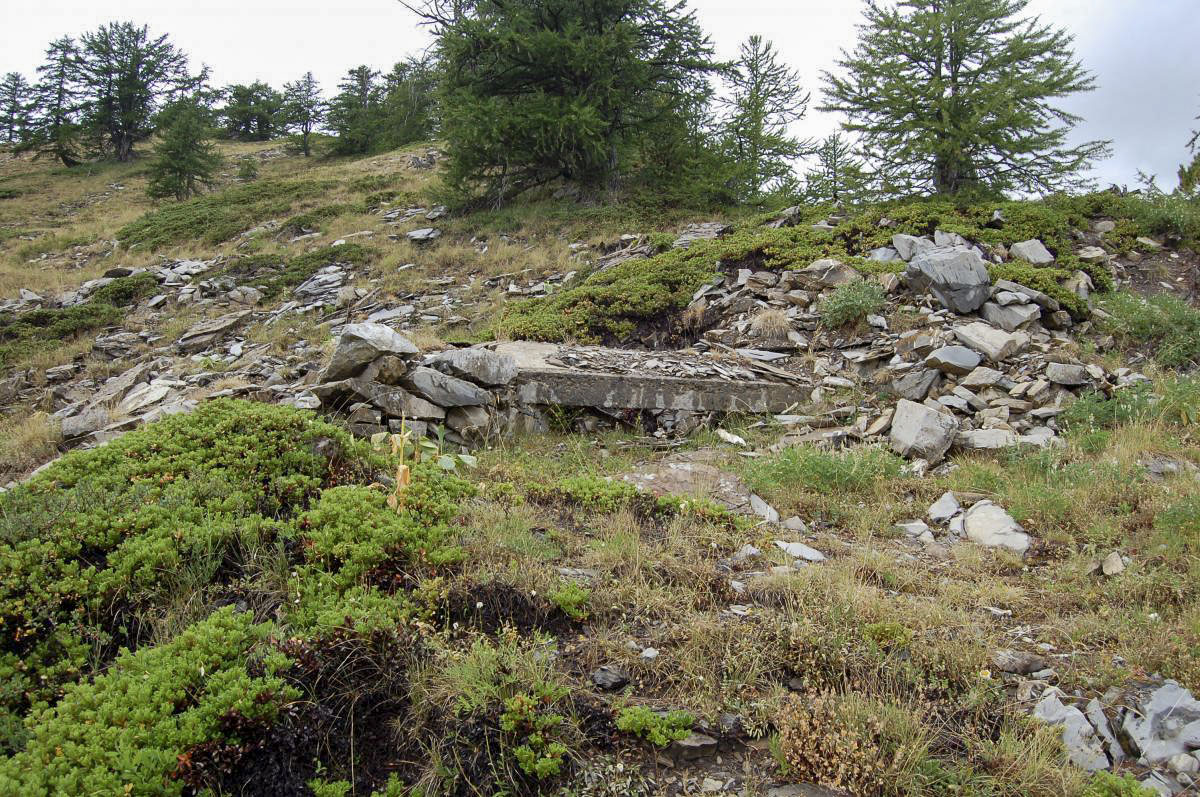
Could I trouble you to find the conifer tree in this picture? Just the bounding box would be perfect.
[722,36,809,203]
[327,66,382,155]
[822,0,1110,196]
[0,73,33,144]
[220,82,282,141]
[77,22,196,161]
[408,0,720,203]
[281,72,325,156]
[146,99,222,200]
[21,37,83,166]
[803,133,874,205]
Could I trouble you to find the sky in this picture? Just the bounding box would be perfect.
[2,0,1198,190]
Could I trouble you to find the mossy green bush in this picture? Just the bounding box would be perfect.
[0,273,160,367]
[0,398,476,787]
[615,706,693,747]
[819,281,886,328]
[0,608,293,795]
[117,179,334,249]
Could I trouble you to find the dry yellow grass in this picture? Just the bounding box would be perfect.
[0,411,61,480]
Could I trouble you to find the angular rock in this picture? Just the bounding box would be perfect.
[980,301,1041,332]
[323,323,419,382]
[906,246,992,314]
[890,399,958,463]
[964,500,1030,554]
[312,379,445,420]
[953,322,1028,362]
[176,311,253,353]
[892,368,941,401]
[928,491,961,524]
[590,665,628,691]
[402,366,492,407]
[774,540,826,563]
[957,429,1019,450]
[60,408,110,439]
[794,259,861,290]
[446,405,492,438]
[1118,680,1200,765]
[406,227,441,242]
[992,649,1046,675]
[1010,239,1055,265]
[1033,689,1110,772]
[892,234,934,261]
[1045,362,1088,386]
[671,732,718,762]
[925,346,982,376]
[429,347,518,387]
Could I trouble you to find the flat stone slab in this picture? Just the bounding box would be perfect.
[492,342,805,414]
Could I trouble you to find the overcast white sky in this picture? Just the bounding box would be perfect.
[3,0,1197,190]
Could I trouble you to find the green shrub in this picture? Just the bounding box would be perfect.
[1059,384,1156,433]
[501,693,569,779]
[0,608,293,795]
[1081,771,1160,797]
[0,400,386,741]
[548,582,590,620]
[819,281,886,328]
[1098,292,1200,367]
[213,243,377,299]
[117,179,334,249]
[0,273,161,367]
[615,706,693,747]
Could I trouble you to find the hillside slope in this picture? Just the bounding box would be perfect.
[1,143,1200,796]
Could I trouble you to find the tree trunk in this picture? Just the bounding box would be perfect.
[116,133,134,162]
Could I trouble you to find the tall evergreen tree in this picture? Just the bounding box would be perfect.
[20,37,84,166]
[376,55,439,150]
[220,82,282,141]
[280,72,325,156]
[822,0,1110,196]
[0,73,34,144]
[408,0,720,203]
[803,133,873,205]
[327,66,382,155]
[146,99,222,200]
[721,36,809,203]
[77,21,196,161]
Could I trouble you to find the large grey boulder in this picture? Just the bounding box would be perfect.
[402,366,492,407]
[980,301,1042,332]
[906,246,992,314]
[889,399,958,462]
[1011,239,1055,265]
[323,323,419,382]
[953,322,1028,362]
[964,500,1030,554]
[925,345,981,376]
[429,347,518,386]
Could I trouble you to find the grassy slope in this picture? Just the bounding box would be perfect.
[1,141,1199,794]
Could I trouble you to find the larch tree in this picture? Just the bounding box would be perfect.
[281,72,326,156]
[804,133,874,205]
[406,0,720,204]
[146,98,222,200]
[822,0,1110,196]
[21,37,84,166]
[722,36,810,203]
[77,21,197,161]
[0,73,34,144]
[220,82,283,141]
[326,65,382,155]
